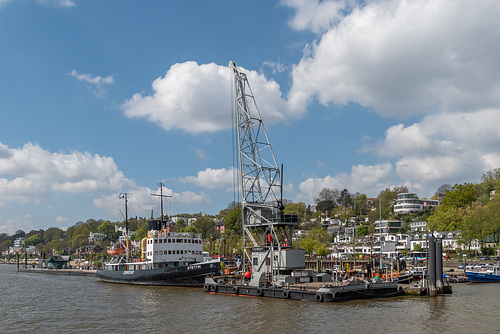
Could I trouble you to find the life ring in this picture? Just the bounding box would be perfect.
[210,284,217,292]
[203,284,209,292]
[397,286,403,293]
[332,292,340,300]
[256,288,263,296]
[232,286,239,294]
[282,290,290,299]
[315,293,323,302]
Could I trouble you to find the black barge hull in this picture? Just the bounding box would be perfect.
[203,282,405,302]
[98,262,220,286]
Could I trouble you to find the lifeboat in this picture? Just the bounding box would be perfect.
[107,247,125,255]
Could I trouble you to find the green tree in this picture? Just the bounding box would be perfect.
[441,183,478,209]
[284,202,306,219]
[193,215,216,239]
[24,234,42,247]
[98,221,115,239]
[486,198,500,246]
[356,225,369,237]
[316,200,335,217]
[427,206,462,231]
[465,203,490,247]
[300,237,318,256]
[180,226,198,234]
[224,206,242,235]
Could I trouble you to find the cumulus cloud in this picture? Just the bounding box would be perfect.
[0,142,134,206]
[69,70,114,97]
[181,167,235,190]
[283,0,354,34]
[286,0,500,117]
[122,61,302,134]
[370,110,500,188]
[296,163,393,203]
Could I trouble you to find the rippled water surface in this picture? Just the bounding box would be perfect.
[1,264,499,333]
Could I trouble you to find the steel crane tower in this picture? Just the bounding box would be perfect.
[230,61,304,287]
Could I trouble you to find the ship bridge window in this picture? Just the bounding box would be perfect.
[155,239,158,243]
[168,239,172,243]
[159,239,163,243]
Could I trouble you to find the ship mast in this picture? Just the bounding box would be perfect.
[151,181,172,229]
[230,61,301,287]
[120,192,130,259]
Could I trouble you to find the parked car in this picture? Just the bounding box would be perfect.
[457,263,465,269]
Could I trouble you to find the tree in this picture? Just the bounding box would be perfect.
[427,206,462,231]
[224,206,242,235]
[175,218,186,231]
[284,202,306,218]
[98,221,115,239]
[481,168,500,189]
[441,183,478,209]
[486,198,500,246]
[316,200,335,216]
[314,188,339,205]
[465,203,490,247]
[414,244,422,252]
[180,226,198,234]
[24,234,42,247]
[193,215,215,239]
[337,189,353,210]
[357,225,369,237]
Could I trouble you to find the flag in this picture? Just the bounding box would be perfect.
[119,193,125,199]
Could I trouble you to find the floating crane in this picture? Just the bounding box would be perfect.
[230,61,304,287]
[204,62,406,302]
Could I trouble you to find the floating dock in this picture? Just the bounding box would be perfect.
[204,278,405,302]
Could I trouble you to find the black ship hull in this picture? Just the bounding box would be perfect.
[97,261,220,286]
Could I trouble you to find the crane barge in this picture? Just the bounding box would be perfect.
[204,61,404,302]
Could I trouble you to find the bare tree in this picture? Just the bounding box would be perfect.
[314,188,340,204]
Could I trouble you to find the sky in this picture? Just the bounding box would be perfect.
[1,0,500,234]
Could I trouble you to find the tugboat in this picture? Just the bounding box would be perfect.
[97,219,220,286]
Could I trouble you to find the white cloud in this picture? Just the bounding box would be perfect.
[287,0,500,117]
[181,167,235,190]
[296,163,393,203]
[282,0,353,34]
[0,142,134,206]
[69,70,114,97]
[36,0,75,8]
[56,215,68,223]
[122,61,302,134]
[0,0,11,9]
[372,110,500,188]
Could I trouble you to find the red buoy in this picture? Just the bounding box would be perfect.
[244,271,251,278]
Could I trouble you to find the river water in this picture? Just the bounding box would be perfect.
[1,264,498,333]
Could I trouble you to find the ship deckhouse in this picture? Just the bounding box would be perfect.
[146,230,204,265]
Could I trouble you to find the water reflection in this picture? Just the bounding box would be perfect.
[1,265,499,334]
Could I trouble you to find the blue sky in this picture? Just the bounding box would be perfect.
[1,0,500,234]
